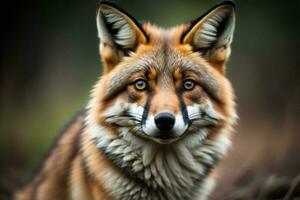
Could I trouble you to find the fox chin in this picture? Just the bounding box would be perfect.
[15,1,237,200]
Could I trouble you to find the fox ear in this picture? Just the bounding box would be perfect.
[96,1,148,73]
[182,1,235,73]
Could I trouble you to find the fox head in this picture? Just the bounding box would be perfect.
[88,1,237,146]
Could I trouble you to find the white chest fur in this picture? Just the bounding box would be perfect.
[88,125,230,200]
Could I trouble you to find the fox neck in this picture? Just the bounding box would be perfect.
[85,118,231,200]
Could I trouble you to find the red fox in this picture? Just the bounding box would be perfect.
[15,1,237,199]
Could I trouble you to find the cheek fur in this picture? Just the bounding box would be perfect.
[182,86,207,105]
[122,87,148,106]
[125,87,139,102]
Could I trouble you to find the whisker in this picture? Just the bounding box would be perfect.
[189,113,203,118]
[189,113,220,122]
[125,111,143,117]
[124,111,148,122]
[106,114,142,121]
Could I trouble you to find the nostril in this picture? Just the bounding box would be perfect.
[154,112,176,131]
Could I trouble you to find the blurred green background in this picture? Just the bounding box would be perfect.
[1,0,300,195]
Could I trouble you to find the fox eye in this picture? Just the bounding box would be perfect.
[134,79,147,91]
[183,79,196,91]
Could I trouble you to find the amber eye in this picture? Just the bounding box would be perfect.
[134,79,147,91]
[183,79,196,90]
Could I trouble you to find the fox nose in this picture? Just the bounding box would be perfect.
[154,112,175,131]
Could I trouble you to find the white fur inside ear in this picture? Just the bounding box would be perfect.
[97,6,136,49]
[193,7,235,49]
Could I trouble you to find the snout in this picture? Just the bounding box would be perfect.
[142,111,188,143]
[153,112,176,140]
[154,112,175,131]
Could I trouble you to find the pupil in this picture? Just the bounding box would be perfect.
[135,80,145,90]
[138,81,143,86]
[184,80,194,89]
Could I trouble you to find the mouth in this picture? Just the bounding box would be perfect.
[136,123,210,144]
[151,131,179,144]
[130,127,180,144]
[140,133,180,144]
[137,126,210,145]
[152,137,178,144]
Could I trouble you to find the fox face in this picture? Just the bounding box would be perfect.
[85,1,237,198]
[97,48,227,145]
[84,1,237,199]
[14,2,237,200]
[89,1,236,146]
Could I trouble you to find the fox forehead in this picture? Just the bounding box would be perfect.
[103,25,221,102]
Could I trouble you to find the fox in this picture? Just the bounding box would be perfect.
[15,1,237,200]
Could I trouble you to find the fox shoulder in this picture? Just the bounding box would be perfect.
[14,110,86,200]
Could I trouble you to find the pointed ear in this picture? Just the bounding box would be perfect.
[96,1,148,73]
[182,1,236,73]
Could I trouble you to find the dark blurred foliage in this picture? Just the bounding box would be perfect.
[0,0,300,199]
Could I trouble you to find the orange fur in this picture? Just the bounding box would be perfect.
[15,2,236,199]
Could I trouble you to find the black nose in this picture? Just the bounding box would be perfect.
[154,112,175,131]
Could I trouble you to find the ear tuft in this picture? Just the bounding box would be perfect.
[192,5,235,49]
[97,2,147,50]
[99,6,136,48]
[96,1,148,73]
[182,1,236,70]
